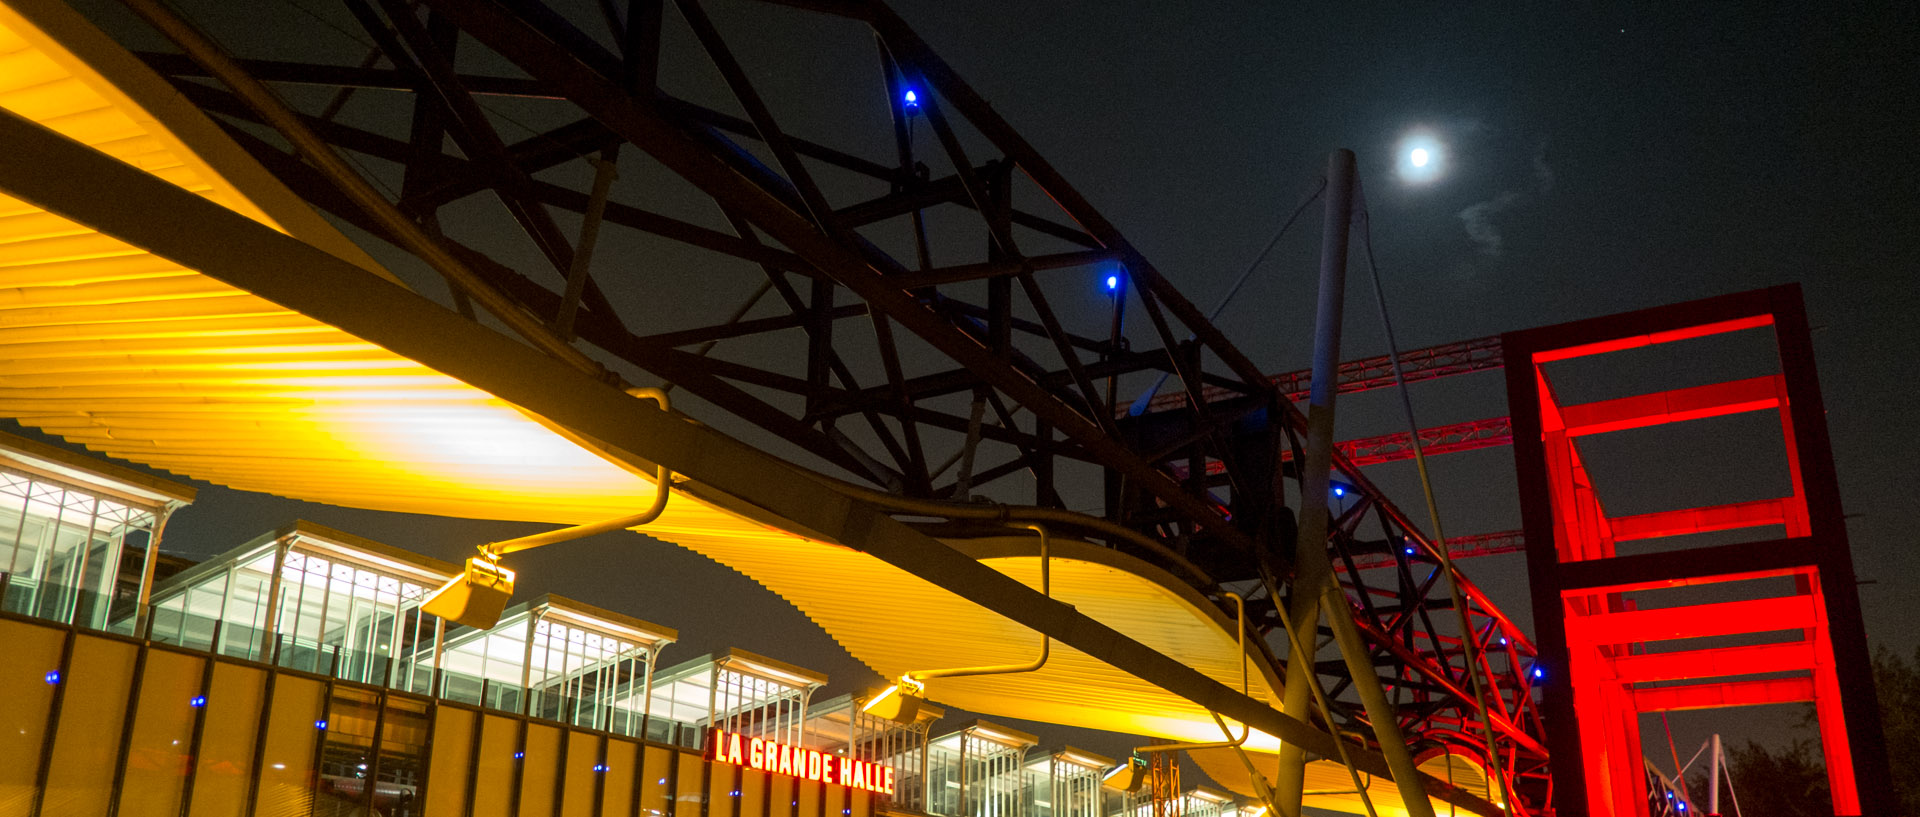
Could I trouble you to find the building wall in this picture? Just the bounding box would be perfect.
[0,613,879,817]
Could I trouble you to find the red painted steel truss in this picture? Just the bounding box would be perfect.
[1503,286,1893,816]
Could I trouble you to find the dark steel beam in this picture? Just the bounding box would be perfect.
[407,1,1248,547]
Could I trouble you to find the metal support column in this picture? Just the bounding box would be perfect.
[1274,149,1434,817]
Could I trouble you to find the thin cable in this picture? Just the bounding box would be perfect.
[1353,174,1516,813]
[1677,739,1709,776]
[1127,176,1327,416]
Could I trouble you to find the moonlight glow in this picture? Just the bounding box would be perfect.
[1398,132,1443,184]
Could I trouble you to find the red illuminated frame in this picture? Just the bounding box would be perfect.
[1502,286,1892,816]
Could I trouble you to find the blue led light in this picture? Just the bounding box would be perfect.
[44,670,60,684]
[1405,546,1417,555]
[1531,666,1544,680]
[315,720,328,730]
[514,752,526,760]
[1105,274,1120,292]
[1332,485,1345,497]
[594,764,610,772]
[189,695,207,707]
[902,89,920,110]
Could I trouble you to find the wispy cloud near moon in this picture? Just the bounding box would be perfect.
[1456,143,1553,257]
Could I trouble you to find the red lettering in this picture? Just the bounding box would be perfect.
[727,732,744,765]
[883,766,896,795]
[775,744,791,776]
[750,737,765,769]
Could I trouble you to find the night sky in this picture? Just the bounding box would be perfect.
[28,0,1920,802]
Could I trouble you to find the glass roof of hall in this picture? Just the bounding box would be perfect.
[150,519,459,603]
[0,428,196,510]
[648,648,828,726]
[435,594,678,685]
[932,719,1039,750]
[1024,746,1115,772]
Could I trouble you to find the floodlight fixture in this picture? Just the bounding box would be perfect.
[1102,756,1147,793]
[423,388,677,630]
[860,678,927,725]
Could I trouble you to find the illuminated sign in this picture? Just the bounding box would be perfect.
[707,729,895,795]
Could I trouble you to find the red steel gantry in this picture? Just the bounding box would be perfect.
[1503,285,1893,816]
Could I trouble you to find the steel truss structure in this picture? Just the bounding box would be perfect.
[120,0,1546,808]
[1505,286,1893,816]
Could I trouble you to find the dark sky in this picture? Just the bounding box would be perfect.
[36,0,1920,801]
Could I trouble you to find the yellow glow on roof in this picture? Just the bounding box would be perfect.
[0,6,1459,812]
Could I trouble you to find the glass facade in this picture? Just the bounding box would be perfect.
[0,437,1268,817]
[647,649,826,749]
[0,612,882,817]
[927,721,1039,817]
[0,431,191,633]
[141,521,455,691]
[435,595,675,736]
[1025,748,1113,817]
[0,510,891,817]
[803,692,945,814]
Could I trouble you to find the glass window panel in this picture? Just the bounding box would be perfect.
[0,620,63,817]
[151,593,187,647]
[379,696,431,814]
[256,676,326,817]
[28,493,88,625]
[116,649,202,817]
[422,707,475,817]
[0,475,38,617]
[316,688,379,814]
[221,568,270,660]
[72,527,118,631]
[189,663,265,816]
[179,575,225,652]
[40,637,134,816]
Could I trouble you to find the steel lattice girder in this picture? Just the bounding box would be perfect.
[110,0,1553,806]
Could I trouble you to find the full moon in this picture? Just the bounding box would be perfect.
[1397,132,1444,184]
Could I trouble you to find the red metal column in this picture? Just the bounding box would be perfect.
[1502,285,1892,817]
